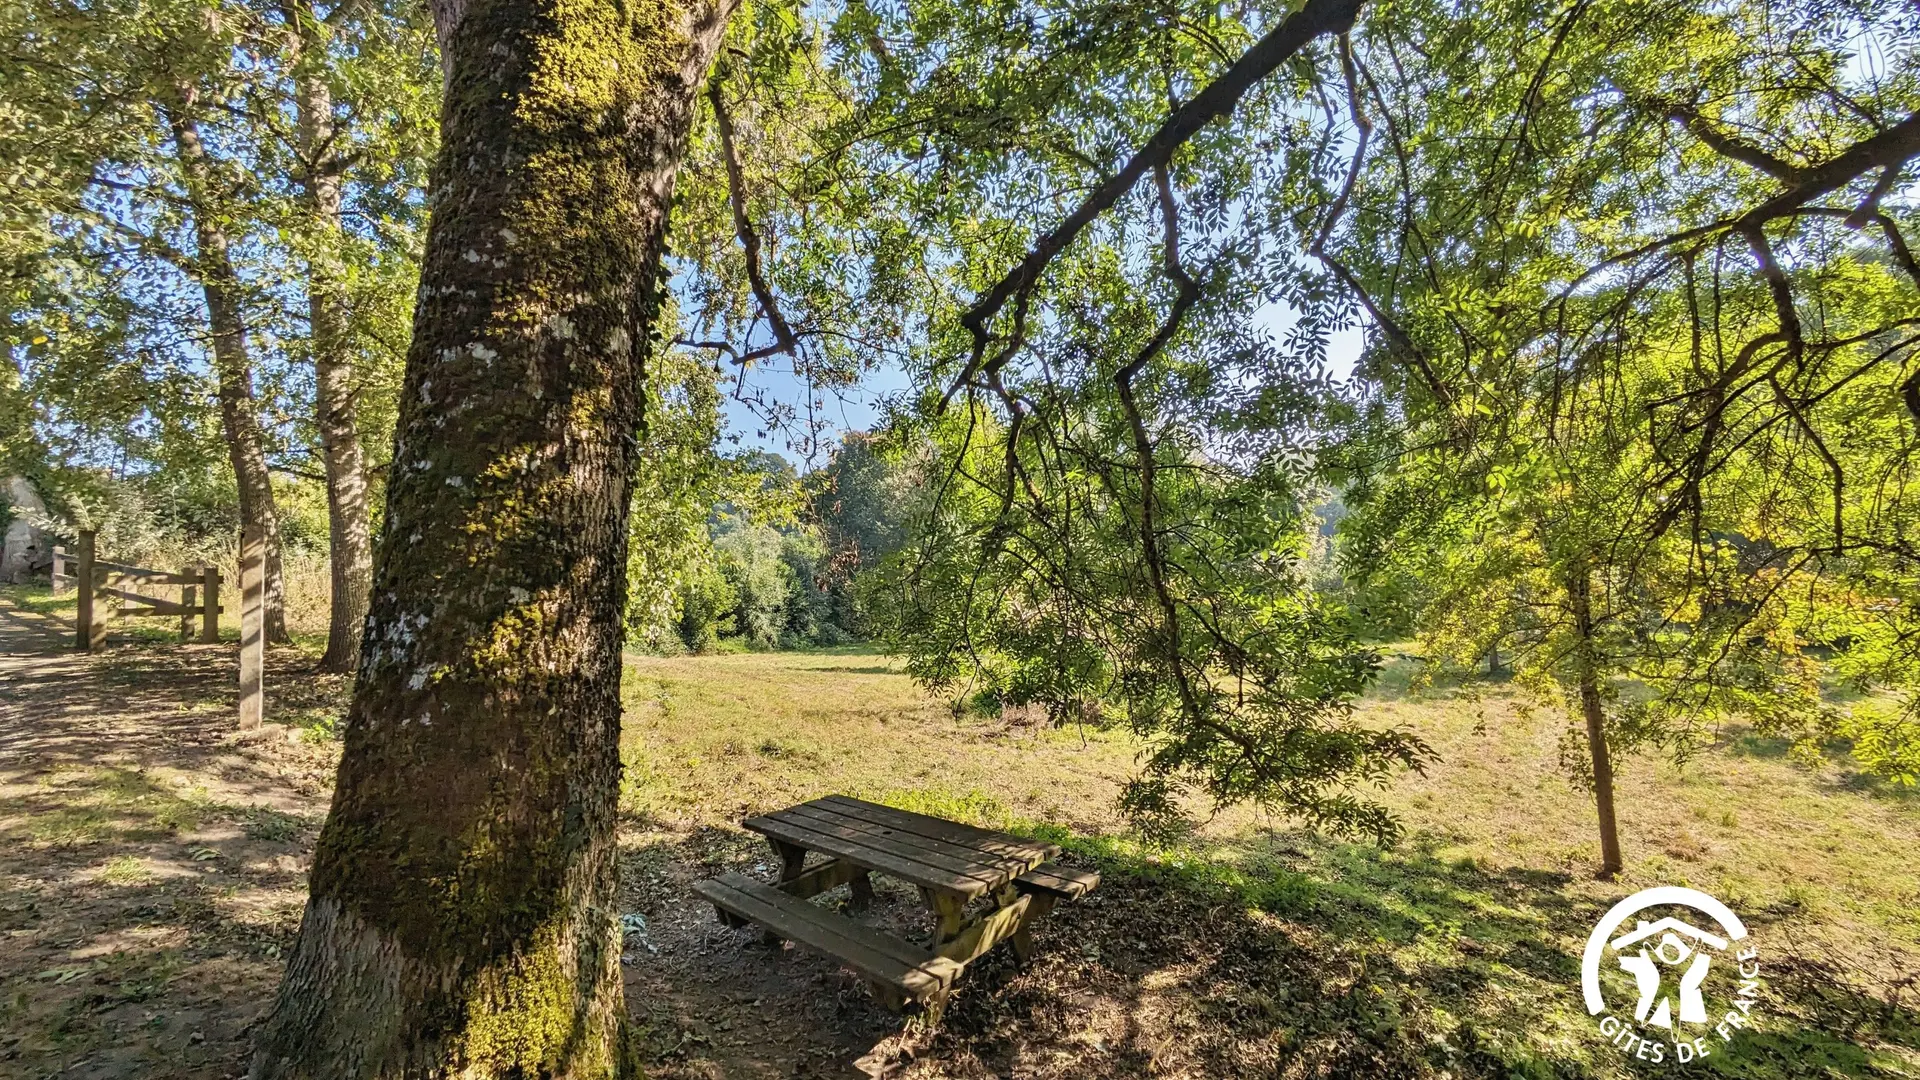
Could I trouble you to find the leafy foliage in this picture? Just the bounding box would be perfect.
[8,0,1920,862]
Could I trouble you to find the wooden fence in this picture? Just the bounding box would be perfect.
[50,529,262,728]
[52,531,221,650]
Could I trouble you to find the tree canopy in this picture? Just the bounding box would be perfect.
[6,0,1919,868]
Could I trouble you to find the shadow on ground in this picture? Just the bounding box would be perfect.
[0,598,345,1079]
[4,593,1914,1080]
[618,817,1920,1080]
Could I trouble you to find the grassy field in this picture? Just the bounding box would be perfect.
[619,649,1142,834]
[3,585,1916,1078]
[618,648,1920,1078]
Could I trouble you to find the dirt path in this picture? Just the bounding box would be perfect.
[0,597,1164,1080]
[0,599,936,1079]
[0,598,341,1079]
[0,600,987,1080]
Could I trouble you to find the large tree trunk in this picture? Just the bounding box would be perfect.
[249,0,734,1072]
[167,93,292,645]
[1569,567,1623,877]
[284,1,374,673]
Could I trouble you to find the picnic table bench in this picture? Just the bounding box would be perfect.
[693,795,1098,1015]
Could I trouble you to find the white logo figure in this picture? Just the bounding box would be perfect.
[1580,886,1762,1066]
[1609,916,1724,1027]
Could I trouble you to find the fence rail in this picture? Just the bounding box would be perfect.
[51,531,222,649]
[50,529,259,729]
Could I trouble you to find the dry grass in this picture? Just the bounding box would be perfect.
[620,649,1139,835]
[619,647,1920,1079]
[4,587,1916,1078]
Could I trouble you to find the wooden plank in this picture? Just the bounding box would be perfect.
[744,814,994,897]
[1012,894,1056,962]
[238,525,264,729]
[818,797,1056,856]
[769,838,807,883]
[781,802,1045,882]
[818,796,1058,860]
[762,810,1021,893]
[923,887,968,947]
[785,801,1048,871]
[1015,863,1100,899]
[76,531,104,653]
[777,857,862,899]
[94,562,200,585]
[199,567,220,644]
[933,893,1034,967]
[741,814,993,898]
[692,874,961,1001]
[772,814,1038,918]
[97,586,191,616]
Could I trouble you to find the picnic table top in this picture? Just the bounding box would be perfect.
[742,795,1059,901]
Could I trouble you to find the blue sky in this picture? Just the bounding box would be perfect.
[718,300,1368,467]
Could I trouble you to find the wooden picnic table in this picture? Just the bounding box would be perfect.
[693,795,1098,1015]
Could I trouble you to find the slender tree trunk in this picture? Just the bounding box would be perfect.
[1569,567,1623,877]
[283,1,374,673]
[167,92,291,645]
[249,0,734,1072]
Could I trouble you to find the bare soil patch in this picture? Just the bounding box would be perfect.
[0,598,343,1078]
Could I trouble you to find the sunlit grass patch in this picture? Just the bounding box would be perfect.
[618,647,1139,832]
[94,855,153,885]
[618,647,1920,1079]
[9,767,210,849]
[0,583,74,619]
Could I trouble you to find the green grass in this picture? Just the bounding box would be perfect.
[620,647,1140,833]
[93,854,154,885]
[8,766,212,849]
[619,646,1920,1079]
[0,583,71,617]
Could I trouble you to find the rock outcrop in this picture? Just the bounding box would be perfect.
[2,475,52,583]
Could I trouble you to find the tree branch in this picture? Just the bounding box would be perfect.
[1117,163,1209,744]
[1739,220,1803,367]
[1664,102,1802,180]
[709,71,799,364]
[269,462,328,482]
[945,0,1366,404]
[1740,110,1920,226]
[1768,374,1842,549]
[1844,164,1901,229]
[1312,33,1454,411]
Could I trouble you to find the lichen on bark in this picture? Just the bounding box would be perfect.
[248,0,737,1073]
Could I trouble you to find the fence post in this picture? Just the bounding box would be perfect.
[200,565,221,644]
[238,526,264,729]
[180,582,197,642]
[51,545,67,594]
[75,530,105,652]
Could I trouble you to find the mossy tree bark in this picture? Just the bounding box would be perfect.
[282,0,374,674]
[166,92,292,645]
[249,0,735,1073]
